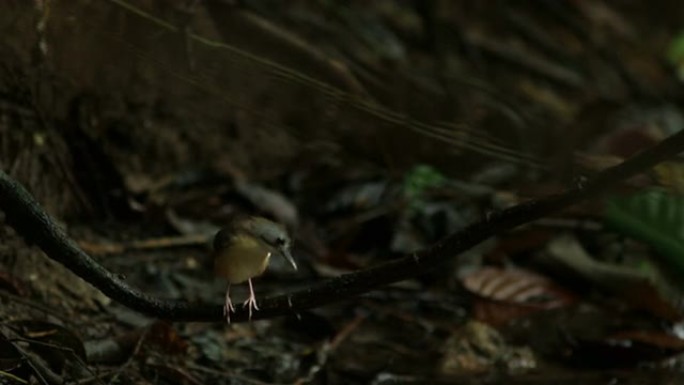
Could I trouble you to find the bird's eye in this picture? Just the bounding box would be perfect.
[275,237,286,246]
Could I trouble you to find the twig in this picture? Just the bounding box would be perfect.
[0,325,61,385]
[186,364,272,385]
[1,131,684,323]
[78,234,210,256]
[293,314,366,384]
[107,326,150,385]
[0,370,29,385]
[4,332,106,385]
[0,290,71,322]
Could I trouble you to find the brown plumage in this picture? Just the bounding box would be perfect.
[213,216,296,322]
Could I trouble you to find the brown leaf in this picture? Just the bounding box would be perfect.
[145,321,189,356]
[462,267,577,326]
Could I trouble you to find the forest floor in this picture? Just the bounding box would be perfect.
[1,1,684,384]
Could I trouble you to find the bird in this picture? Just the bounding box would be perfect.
[212,215,297,322]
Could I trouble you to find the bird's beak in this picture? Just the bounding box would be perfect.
[280,248,297,270]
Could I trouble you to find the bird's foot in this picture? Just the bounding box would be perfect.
[241,278,260,320]
[224,290,236,323]
[226,298,236,313]
[223,301,236,323]
[242,293,259,320]
[242,296,259,319]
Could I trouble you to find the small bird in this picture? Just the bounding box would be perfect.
[212,215,297,322]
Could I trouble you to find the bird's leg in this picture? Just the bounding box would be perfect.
[224,283,235,323]
[242,278,259,319]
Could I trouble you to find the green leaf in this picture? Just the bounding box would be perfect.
[402,165,446,212]
[667,31,684,65]
[667,31,684,80]
[604,189,684,290]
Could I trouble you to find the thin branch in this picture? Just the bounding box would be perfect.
[2,131,684,323]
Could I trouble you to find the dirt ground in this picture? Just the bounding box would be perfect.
[1,1,684,384]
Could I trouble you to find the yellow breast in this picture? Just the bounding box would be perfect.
[214,234,272,284]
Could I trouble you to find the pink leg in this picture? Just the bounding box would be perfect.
[224,283,235,323]
[242,278,259,320]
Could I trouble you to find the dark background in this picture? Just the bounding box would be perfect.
[1,1,684,384]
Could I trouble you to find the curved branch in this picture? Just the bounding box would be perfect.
[2,131,684,323]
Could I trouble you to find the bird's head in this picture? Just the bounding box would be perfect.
[244,216,297,270]
[213,216,297,270]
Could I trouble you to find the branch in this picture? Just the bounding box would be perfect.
[2,131,684,323]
